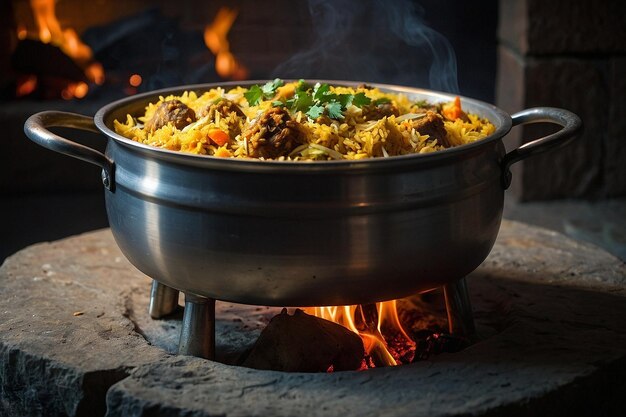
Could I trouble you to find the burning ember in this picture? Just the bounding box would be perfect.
[11,2,249,100]
[19,0,105,98]
[303,291,471,370]
[243,291,470,372]
[307,301,416,367]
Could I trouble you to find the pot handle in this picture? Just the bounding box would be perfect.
[501,107,583,189]
[24,111,114,191]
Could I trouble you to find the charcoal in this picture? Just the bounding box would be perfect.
[242,308,364,372]
[413,331,471,361]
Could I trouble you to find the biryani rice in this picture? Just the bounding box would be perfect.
[113,82,495,161]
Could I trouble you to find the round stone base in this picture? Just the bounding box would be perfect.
[1,220,625,416]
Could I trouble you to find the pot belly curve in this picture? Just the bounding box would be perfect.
[105,172,504,306]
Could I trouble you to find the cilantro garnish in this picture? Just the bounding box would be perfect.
[243,85,263,106]
[244,78,285,106]
[245,79,378,121]
[326,101,343,119]
[306,104,325,119]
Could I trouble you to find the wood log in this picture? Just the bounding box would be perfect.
[242,308,364,372]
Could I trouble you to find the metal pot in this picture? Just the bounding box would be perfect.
[24,81,582,307]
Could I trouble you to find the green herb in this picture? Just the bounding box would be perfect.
[373,97,391,105]
[326,101,344,119]
[245,79,375,121]
[352,92,371,107]
[414,99,429,108]
[244,78,285,106]
[306,104,325,119]
[262,78,283,96]
[244,85,263,106]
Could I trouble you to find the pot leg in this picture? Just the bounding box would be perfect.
[443,277,476,339]
[178,293,215,360]
[148,280,180,319]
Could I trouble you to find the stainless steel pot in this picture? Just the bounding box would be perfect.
[24,81,582,307]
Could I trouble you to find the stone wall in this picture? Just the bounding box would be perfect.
[497,0,626,200]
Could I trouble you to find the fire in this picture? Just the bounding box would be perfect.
[16,75,38,97]
[204,7,249,80]
[306,300,416,368]
[17,0,105,99]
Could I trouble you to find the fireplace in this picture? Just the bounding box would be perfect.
[4,0,498,102]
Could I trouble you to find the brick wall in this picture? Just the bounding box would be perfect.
[497,0,626,200]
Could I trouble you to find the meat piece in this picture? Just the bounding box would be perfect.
[412,111,450,148]
[361,102,400,121]
[145,100,196,132]
[201,98,245,119]
[243,107,307,158]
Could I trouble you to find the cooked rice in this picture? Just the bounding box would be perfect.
[113,82,495,161]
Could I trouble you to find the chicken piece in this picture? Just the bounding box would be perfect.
[243,107,307,159]
[201,98,245,119]
[361,102,400,121]
[145,100,196,132]
[412,111,450,148]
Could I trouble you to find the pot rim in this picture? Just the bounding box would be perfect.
[94,79,512,171]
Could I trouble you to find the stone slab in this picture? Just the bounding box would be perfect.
[1,221,625,416]
[0,231,168,416]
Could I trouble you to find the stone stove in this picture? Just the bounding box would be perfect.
[1,220,625,416]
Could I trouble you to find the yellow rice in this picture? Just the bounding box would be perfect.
[113,83,495,161]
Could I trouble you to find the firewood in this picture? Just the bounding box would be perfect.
[242,308,364,372]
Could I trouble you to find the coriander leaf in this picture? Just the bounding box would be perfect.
[262,78,283,97]
[244,85,263,106]
[373,97,391,105]
[352,92,371,107]
[296,79,309,92]
[326,101,344,119]
[313,83,330,100]
[272,100,285,107]
[306,104,325,119]
[336,94,353,108]
[292,92,313,112]
[414,99,429,108]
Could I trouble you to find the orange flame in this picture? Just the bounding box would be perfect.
[16,75,38,97]
[204,7,248,80]
[306,300,416,368]
[22,0,105,98]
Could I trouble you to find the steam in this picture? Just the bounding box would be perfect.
[272,0,459,93]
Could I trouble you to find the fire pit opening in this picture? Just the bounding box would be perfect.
[247,290,473,372]
[142,277,478,374]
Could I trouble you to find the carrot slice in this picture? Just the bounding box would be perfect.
[442,96,463,121]
[208,129,230,146]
